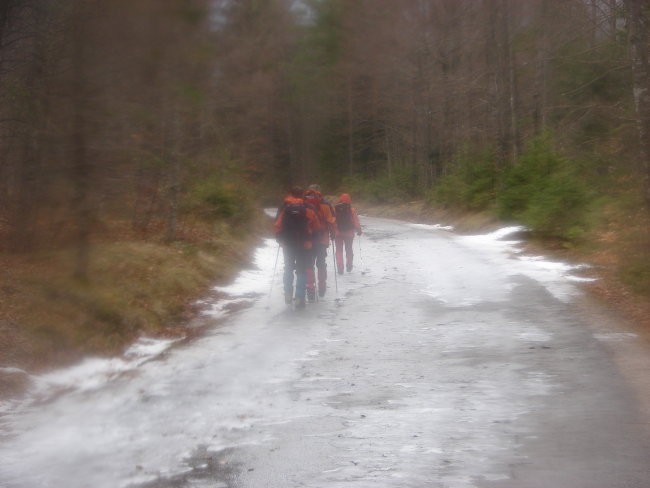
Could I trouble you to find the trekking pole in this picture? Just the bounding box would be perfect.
[267,243,281,307]
[357,233,364,272]
[310,261,318,303]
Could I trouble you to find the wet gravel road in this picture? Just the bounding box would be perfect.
[1,216,649,488]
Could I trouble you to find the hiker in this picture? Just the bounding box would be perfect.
[334,193,362,274]
[304,188,336,301]
[308,184,336,215]
[274,186,319,309]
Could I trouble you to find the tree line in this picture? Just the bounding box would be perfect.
[280,0,649,241]
[1,1,648,274]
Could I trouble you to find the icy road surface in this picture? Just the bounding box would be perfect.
[1,216,649,488]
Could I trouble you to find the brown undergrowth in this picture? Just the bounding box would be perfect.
[0,211,267,398]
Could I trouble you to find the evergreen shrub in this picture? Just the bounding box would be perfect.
[184,176,253,224]
[432,149,498,211]
[342,167,418,203]
[498,136,592,242]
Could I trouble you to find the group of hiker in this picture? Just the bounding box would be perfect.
[274,184,362,309]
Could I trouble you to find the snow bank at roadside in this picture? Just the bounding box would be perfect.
[459,225,596,303]
[0,337,178,414]
[201,238,278,319]
[408,222,455,232]
[410,224,596,306]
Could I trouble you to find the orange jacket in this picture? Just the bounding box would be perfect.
[335,207,361,237]
[274,196,319,249]
[334,193,362,237]
[305,190,336,245]
[317,201,336,244]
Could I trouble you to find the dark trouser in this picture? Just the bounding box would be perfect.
[283,244,309,301]
[335,234,354,272]
[306,242,328,293]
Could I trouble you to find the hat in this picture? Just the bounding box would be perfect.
[339,193,351,204]
[304,189,320,202]
[308,184,321,192]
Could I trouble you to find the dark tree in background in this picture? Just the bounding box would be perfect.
[0,0,237,262]
[624,0,650,207]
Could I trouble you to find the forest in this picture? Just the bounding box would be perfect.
[1,0,649,370]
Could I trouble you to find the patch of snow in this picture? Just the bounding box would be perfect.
[33,357,135,394]
[213,238,278,297]
[454,226,596,304]
[593,332,638,342]
[483,225,527,240]
[7,337,178,406]
[0,367,29,375]
[202,298,253,319]
[566,275,597,283]
[408,223,455,232]
[125,337,176,359]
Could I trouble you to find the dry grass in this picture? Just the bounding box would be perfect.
[0,215,265,379]
[580,204,650,338]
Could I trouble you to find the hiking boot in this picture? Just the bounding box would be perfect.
[294,298,306,310]
[284,294,292,305]
[306,289,316,303]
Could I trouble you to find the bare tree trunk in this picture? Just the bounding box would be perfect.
[166,111,181,242]
[535,0,550,134]
[590,0,599,48]
[624,0,650,208]
[11,135,37,252]
[609,0,619,39]
[166,155,179,242]
[4,1,46,252]
[10,70,42,252]
[488,1,507,168]
[502,0,521,163]
[285,103,296,188]
[384,122,392,178]
[346,73,354,176]
[440,9,453,178]
[71,5,91,281]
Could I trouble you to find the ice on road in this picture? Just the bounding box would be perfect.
[0,216,648,488]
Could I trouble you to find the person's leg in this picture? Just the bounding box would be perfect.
[316,243,328,296]
[345,235,354,271]
[306,247,317,302]
[294,248,309,308]
[335,235,345,274]
[282,246,296,303]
